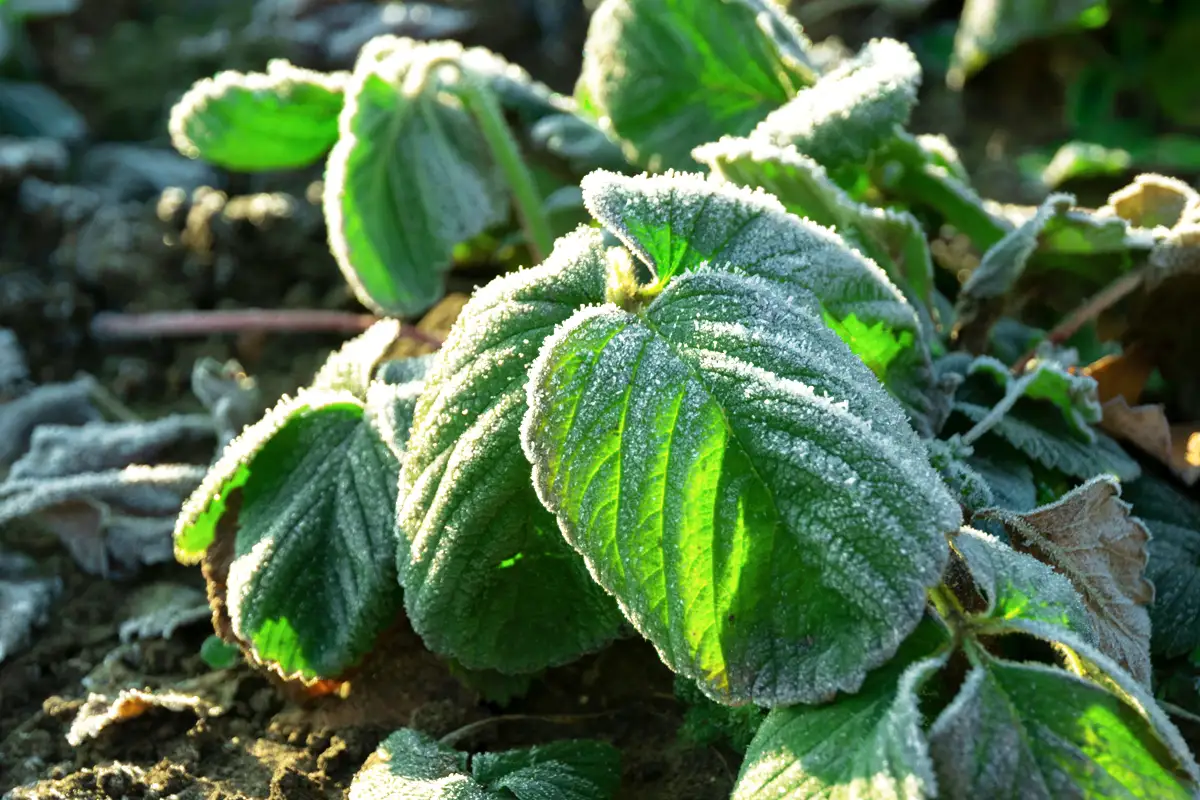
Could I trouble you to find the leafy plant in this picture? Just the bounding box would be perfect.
[170,0,1200,795]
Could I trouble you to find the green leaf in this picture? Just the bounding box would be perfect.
[732,620,948,800]
[948,0,1109,89]
[967,355,1102,441]
[397,227,624,674]
[954,399,1140,482]
[750,38,921,170]
[174,355,434,680]
[576,0,817,170]
[927,439,994,511]
[311,319,412,397]
[1037,141,1132,188]
[349,729,620,800]
[326,37,512,316]
[693,136,936,314]
[168,60,345,171]
[580,169,949,432]
[953,526,1093,638]
[929,651,1193,798]
[965,443,1037,512]
[522,268,960,705]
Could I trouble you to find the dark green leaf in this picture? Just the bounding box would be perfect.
[967,355,1102,441]
[576,0,817,170]
[169,60,345,171]
[732,620,947,799]
[397,228,624,674]
[523,269,959,704]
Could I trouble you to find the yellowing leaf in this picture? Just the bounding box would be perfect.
[976,476,1154,685]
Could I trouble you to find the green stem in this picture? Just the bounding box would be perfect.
[961,371,1037,446]
[455,73,554,263]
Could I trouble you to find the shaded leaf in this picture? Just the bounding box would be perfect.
[169,60,345,171]
[732,620,947,800]
[0,375,100,466]
[0,550,61,664]
[396,228,624,674]
[326,37,511,316]
[927,438,993,511]
[964,441,1038,512]
[949,0,1109,89]
[976,476,1153,685]
[953,399,1140,481]
[348,728,619,800]
[928,652,1193,799]
[968,354,1102,441]
[953,526,1093,638]
[575,0,817,170]
[523,268,958,705]
[750,38,921,170]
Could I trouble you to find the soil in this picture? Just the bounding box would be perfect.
[1,1,1194,798]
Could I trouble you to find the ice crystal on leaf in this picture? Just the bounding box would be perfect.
[522,268,960,705]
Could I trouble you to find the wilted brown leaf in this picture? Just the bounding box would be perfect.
[1099,398,1200,486]
[976,476,1154,685]
[1105,173,1198,230]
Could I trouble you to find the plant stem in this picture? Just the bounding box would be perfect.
[90,309,443,348]
[960,371,1037,446]
[437,711,619,747]
[455,72,554,263]
[1011,264,1151,373]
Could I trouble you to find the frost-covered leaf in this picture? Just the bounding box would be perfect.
[750,38,921,170]
[0,550,62,664]
[397,228,623,674]
[117,583,209,643]
[523,269,959,705]
[964,441,1038,512]
[0,328,29,397]
[174,357,433,680]
[1098,397,1200,486]
[191,358,262,447]
[580,169,948,430]
[927,438,993,511]
[732,620,947,800]
[312,319,411,397]
[693,137,939,345]
[954,194,1074,351]
[529,112,630,174]
[348,728,620,800]
[1122,475,1200,657]
[928,650,1194,799]
[976,476,1153,685]
[967,354,1101,441]
[576,0,817,170]
[326,37,511,316]
[0,464,204,577]
[168,60,345,171]
[0,375,100,466]
[948,0,1109,89]
[953,526,1093,638]
[954,399,1140,481]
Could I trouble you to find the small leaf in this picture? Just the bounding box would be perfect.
[953,399,1140,481]
[750,38,921,170]
[576,0,817,170]
[311,319,412,397]
[948,0,1109,89]
[732,620,947,800]
[523,269,959,705]
[169,60,345,171]
[397,228,624,674]
[928,652,1193,799]
[953,526,1093,638]
[968,354,1102,441]
[175,357,434,680]
[326,37,511,317]
[953,193,1074,351]
[349,728,620,800]
[976,475,1154,685]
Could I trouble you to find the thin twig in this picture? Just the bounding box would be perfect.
[1161,700,1200,726]
[437,711,620,747]
[90,309,444,349]
[1011,265,1150,373]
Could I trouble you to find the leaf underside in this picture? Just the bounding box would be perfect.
[523,268,959,705]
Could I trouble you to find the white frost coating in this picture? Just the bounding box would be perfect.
[168,58,347,159]
[521,268,959,705]
[580,168,918,336]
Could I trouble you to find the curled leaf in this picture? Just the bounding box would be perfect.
[976,475,1154,685]
[968,354,1102,442]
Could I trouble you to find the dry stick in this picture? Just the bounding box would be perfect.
[1011,264,1151,374]
[90,309,445,349]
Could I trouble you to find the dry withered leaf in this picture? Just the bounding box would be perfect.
[1104,173,1198,230]
[66,672,241,747]
[976,475,1155,685]
[1099,398,1200,486]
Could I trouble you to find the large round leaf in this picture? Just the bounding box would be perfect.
[522,268,960,705]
